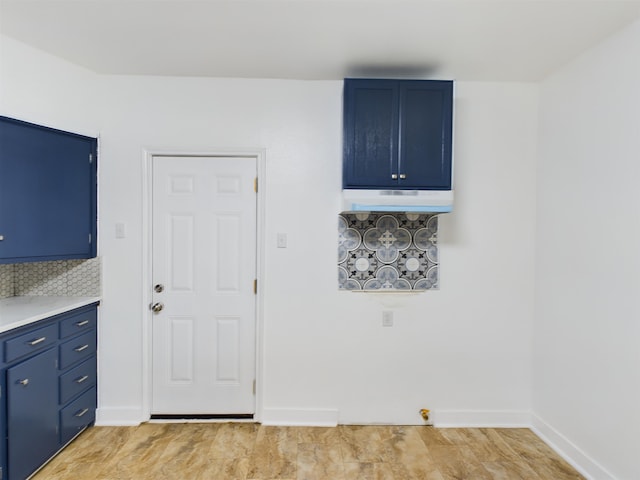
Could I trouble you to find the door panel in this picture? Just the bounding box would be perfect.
[169,214,195,291]
[151,155,257,414]
[169,316,195,382]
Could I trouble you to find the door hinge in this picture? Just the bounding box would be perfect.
[253,279,257,294]
[252,379,256,395]
[89,153,93,164]
[254,177,258,193]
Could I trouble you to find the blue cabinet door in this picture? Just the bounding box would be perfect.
[343,79,453,190]
[343,79,399,188]
[0,116,97,263]
[399,81,453,190]
[7,348,58,480]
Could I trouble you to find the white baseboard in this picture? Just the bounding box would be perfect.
[432,409,533,428]
[261,408,339,426]
[531,414,614,480]
[261,408,529,428]
[95,407,145,426]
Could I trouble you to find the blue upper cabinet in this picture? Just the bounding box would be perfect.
[343,79,453,190]
[0,116,97,264]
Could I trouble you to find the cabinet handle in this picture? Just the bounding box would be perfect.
[76,320,90,327]
[399,174,406,179]
[0,235,4,241]
[391,174,398,179]
[74,344,90,352]
[18,379,29,386]
[75,408,89,418]
[28,337,46,346]
[75,375,90,384]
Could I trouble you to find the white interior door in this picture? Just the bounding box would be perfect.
[151,155,257,415]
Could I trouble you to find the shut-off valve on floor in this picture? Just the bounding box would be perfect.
[420,408,433,426]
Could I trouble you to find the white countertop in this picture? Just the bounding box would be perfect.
[0,296,101,334]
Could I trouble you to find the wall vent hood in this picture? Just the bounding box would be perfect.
[342,189,453,213]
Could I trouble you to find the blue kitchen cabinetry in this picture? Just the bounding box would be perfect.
[343,79,453,190]
[0,304,98,479]
[0,116,97,264]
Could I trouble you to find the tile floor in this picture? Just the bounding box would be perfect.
[32,423,584,479]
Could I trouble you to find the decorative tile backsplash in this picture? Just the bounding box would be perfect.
[339,213,439,291]
[0,258,101,298]
[0,264,13,298]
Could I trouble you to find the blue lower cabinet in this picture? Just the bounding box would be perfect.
[4,324,58,363]
[7,348,59,480]
[59,330,96,370]
[60,387,97,445]
[0,303,98,479]
[59,356,97,405]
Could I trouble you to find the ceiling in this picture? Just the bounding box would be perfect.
[1,0,640,82]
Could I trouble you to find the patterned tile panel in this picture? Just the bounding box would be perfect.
[14,257,101,296]
[339,213,439,291]
[0,264,15,298]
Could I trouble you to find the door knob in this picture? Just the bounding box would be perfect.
[154,284,164,293]
[150,302,164,313]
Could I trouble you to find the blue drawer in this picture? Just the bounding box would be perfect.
[59,308,97,339]
[59,355,97,404]
[59,330,96,369]
[60,386,96,445]
[5,323,58,363]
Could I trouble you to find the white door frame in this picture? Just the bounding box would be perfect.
[141,149,266,422]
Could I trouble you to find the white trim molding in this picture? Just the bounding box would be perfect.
[261,408,339,427]
[531,414,615,480]
[431,409,533,428]
[95,407,145,426]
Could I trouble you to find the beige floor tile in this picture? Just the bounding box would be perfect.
[343,462,396,480]
[296,443,345,480]
[246,426,298,479]
[31,423,585,480]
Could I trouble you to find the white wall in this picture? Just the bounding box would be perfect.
[1,34,538,427]
[0,36,99,136]
[534,19,640,480]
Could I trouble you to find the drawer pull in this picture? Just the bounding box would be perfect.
[76,375,90,384]
[76,320,90,327]
[18,378,29,386]
[28,337,46,346]
[74,344,90,352]
[75,408,89,418]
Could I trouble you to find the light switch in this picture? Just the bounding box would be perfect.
[115,223,126,239]
[277,233,287,248]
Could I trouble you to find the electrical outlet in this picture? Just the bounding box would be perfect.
[382,310,394,327]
